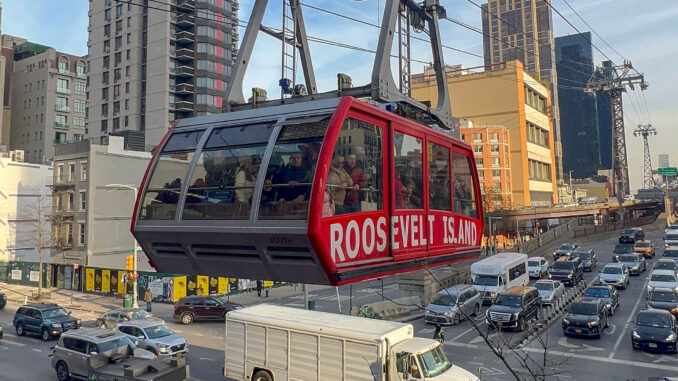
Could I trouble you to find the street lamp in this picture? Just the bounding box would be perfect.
[106,183,139,309]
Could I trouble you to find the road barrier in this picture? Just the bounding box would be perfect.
[573,215,656,238]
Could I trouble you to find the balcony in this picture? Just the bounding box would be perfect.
[55,104,71,112]
[54,121,69,130]
[175,66,194,78]
[175,83,194,94]
[176,0,195,11]
[56,87,71,95]
[176,14,195,27]
[176,30,194,44]
[175,100,193,112]
[175,48,194,61]
[58,68,70,75]
[77,72,87,79]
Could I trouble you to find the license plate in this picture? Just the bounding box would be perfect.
[575,329,582,333]
[496,322,502,327]
[649,343,658,348]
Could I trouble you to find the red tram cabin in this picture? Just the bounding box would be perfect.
[131,97,483,285]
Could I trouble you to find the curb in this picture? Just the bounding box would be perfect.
[394,312,424,323]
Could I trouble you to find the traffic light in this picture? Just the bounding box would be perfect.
[126,255,134,271]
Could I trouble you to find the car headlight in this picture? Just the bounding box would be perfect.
[443,311,451,317]
[76,319,82,327]
[512,313,520,320]
[157,344,169,352]
[666,333,676,342]
[647,285,655,293]
[588,320,599,328]
[632,331,640,339]
[548,274,553,279]
[672,307,678,314]
[563,318,570,325]
[566,274,573,278]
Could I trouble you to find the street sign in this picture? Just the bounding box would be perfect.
[658,167,677,176]
[128,249,134,254]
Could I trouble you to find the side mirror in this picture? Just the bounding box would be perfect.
[137,335,145,340]
[68,311,72,315]
[90,351,98,355]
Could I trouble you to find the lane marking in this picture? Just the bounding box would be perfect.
[451,326,476,342]
[608,266,651,359]
[32,348,42,352]
[1,338,26,347]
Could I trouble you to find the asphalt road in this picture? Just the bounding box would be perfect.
[2,231,677,381]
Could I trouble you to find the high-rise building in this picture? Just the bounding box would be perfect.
[481,0,562,181]
[86,0,239,149]
[412,60,558,208]
[658,154,670,169]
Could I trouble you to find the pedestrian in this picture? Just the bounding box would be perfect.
[144,288,153,312]
[256,280,263,297]
[433,324,445,344]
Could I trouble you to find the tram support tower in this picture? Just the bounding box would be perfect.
[633,124,657,189]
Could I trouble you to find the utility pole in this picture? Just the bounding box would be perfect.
[568,170,574,203]
[585,60,648,222]
[633,124,657,189]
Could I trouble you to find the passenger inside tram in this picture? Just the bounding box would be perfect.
[327,155,352,215]
[343,153,365,213]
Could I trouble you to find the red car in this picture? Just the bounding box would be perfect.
[173,296,242,324]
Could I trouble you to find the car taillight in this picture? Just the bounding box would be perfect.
[173,305,177,312]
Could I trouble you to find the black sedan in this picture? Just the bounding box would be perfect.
[584,285,619,315]
[632,309,678,354]
[647,288,678,318]
[562,299,609,338]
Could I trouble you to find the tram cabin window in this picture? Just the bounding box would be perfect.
[453,152,478,218]
[394,132,423,209]
[182,122,273,220]
[325,117,383,217]
[258,117,329,220]
[139,131,204,220]
[428,143,451,211]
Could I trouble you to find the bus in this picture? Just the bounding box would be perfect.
[470,252,529,304]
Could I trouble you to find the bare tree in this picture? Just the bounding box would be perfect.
[19,191,53,298]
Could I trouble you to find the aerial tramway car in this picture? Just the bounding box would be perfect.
[131,96,483,285]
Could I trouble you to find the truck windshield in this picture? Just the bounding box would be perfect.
[473,275,498,286]
[418,345,452,378]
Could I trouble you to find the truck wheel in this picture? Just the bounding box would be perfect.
[180,313,194,325]
[56,361,71,381]
[253,370,273,381]
[16,323,25,336]
[41,328,52,341]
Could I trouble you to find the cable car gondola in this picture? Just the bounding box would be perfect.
[131,96,483,285]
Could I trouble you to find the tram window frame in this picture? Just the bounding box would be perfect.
[323,116,385,217]
[393,131,424,210]
[452,151,478,219]
[427,142,451,211]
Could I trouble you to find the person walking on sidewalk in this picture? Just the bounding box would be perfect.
[144,288,153,312]
[256,280,263,297]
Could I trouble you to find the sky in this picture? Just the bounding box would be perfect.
[1,0,676,192]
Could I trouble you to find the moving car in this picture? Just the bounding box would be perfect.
[647,270,678,295]
[534,280,565,306]
[96,308,163,329]
[620,227,644,244]
[425,285,482,325]
[116,321,188,357]
[633,240,655,258]
[600,263,630,290]
[528,257,549,278]
[549,257,584,286]
[553,243,580,260]
[612,244,634,262]
[584,285,620,315]
[173,295,243,325]
[647,288,678,318]
[572,249,597,272]
[655,258,678,275]
[13,303,81,341]
[663,247,678,263]
[618,253,646,276]
[632,309,678,354]
[664,229,678,248]
[562,299,609,338]
[470,252,529,304]
[486,286,540,332]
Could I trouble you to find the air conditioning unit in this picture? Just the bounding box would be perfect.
[10,150,25,162]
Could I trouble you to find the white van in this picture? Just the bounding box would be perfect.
[664,229,678,248]
[470,252,529,304]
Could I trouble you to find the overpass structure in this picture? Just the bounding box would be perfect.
[503,200,658,222]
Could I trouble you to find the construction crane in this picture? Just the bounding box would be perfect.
[633,124,657,189]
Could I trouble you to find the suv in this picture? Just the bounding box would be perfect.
[572,249,597,272]
[116,320,188,357]
[562,298,609,338]
[647,288,678,318]
[13,303,81,341]
[51,328,154,381]
[549,257,584,286]
[584,285,619,315]
[553,243,580,260]
[486,286,540,331]
[620,227,644,244]
[173,295,242,324]
[612,244,634,262]
[425,284,482,325]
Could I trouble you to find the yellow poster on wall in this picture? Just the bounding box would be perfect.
[218,277,229,294]
[117,271,127,294]
[173,276,187,302]
[101,270,110,293]
[197,275,209,295]
[85,268,95,291]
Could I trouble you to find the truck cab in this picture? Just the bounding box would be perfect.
[391,338,478,380]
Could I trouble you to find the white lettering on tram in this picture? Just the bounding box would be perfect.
[346,220,360,259]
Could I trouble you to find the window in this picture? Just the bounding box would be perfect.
[79,224,85,246]
[113,101,120,114]
[56,97,69,111]
[74,100,86,113]
[104,39,110,53]
[55,115,68,129]
[68,193,74,211]
[428,143,451,211]
[101,103,108,116]
[124,115,129,126]
[116,20,122,33]
[57,165,64,182]
[58,59,69,74]
[116,4,123,17]
[81,162,87,180]
[475,158,483,167]
[77,62,86,78]
[492,169,501,179]
[325,117,384,216]
[453,152,477,218]
[105,8,111,21]
[394,132,423,209]
[57,79,69,93]
[125,99,129,110]
[491,145,500,155]
[139,131,205,220]
[102,87,109,100]
[101,119,108,132]
[509,263,527,281]
[489,132,499,142]
[103,71,109,85]
[491,158,500,167]
[473,133,482,142]
[112,117,120,130]
[114,52,121,66]
[473,145,483,154]
[80,191,87,211]
[114,68,121,82]
[75,81,86,95]
[115,36,122,50]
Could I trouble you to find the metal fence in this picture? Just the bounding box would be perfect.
[573,215,656,238]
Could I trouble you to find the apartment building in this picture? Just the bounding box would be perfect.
[412,60,558,207]
[87,0,239,149]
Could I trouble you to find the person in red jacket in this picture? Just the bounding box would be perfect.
[343,153,365,213]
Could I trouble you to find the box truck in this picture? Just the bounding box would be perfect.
[224,304,478,381]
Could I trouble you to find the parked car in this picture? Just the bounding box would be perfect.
[534,280,565,306]
[572,249,597,272]
[633,240,655,258]
[620,227,644,244]
[173,295,243,325]
[528,257,549,278]
[648,270,678,295]
[619,253,646,276]
[647,288,678,318]
[632,309,678,354]
[424,284,482,325]
[13,303,81,341]
[486,286,540,332]
[562,298,609,338]
[655,259,678,276]
[612,244,634,262]
[553,243,580,260]
[96,308,163,330]
[600,263,630,290]
[584,285,620,315]
[116,321,188,357]
[51,328,155,381]
[549,257,584,286]
[0,291,6,310]
[663,247,678,263]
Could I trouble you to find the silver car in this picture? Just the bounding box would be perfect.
[116,320,188,357]
[528,257,549,278]
[600,263,630,289]
[50,328,154,381]
[647,269,678,295]
[534,280,564,305]
[425,284,482,325]
[96,308,163,330]
[655,259,678,276]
